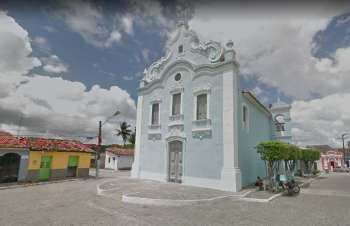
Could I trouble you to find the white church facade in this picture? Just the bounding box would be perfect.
[131,20,291,192]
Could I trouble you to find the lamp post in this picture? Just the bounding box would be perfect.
[95,110,120,178]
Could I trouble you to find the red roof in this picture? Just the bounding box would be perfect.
[106,146,134,156]
[0,134,94,153]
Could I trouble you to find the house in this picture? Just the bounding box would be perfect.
[131,20,291,192]
[0,132,94,183]
[104,146,134,170]
[85,144,107,169]
[320,149,345,171]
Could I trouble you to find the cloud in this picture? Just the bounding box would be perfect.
[291,93,350,147]
[122,75,134,81]
[189,3,350,100]
[0,11,136,144]
[41,55,68,74]
[141,48,150,61]
[33,36,51,53]
[55,0,122,48]
[0,11,41,77]
[121,14,133,35]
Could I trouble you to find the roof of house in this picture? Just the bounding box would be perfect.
[105,146,134,156]
[306,145,333,152]
[241,91,272,117]
[0,132,94,153]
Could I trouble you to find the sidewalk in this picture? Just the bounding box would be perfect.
[240,175,321,202]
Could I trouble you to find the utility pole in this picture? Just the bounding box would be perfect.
[94,111,120,178]
[95,120,102,178]
[337,133,348,167]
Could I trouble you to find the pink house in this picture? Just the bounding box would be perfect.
[320,150,344,171]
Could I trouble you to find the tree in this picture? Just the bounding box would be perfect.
[116,121,132,146]
[256,141,288,190]
[301,149,320,175]
[128,127,136,145]
[284,144,301,178]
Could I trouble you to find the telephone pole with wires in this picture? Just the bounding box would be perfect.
[336,133,348,166]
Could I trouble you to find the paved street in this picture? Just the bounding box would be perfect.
[0,170,350,226]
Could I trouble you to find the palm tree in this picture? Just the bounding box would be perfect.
[116,121,132,146]
[128,127,136,145]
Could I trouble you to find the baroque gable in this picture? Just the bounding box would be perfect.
[141,23,236,85]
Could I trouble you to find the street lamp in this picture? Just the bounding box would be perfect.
[95,110,120,178]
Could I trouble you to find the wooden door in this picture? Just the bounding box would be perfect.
[39,156,52,181]
[168,141,183,183]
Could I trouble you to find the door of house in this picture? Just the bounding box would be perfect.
[67,156,78,177]
[39,156,52,181]
[0,153,21,183]
[168,140,183,183]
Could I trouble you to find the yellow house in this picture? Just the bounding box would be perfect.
[25,138,94,181]
[0,133,94,182]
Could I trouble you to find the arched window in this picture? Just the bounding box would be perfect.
[242,104,249,131]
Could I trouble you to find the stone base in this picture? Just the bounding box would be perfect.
[220,167,242,192]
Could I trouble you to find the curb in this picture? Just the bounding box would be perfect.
[121,191,251,206]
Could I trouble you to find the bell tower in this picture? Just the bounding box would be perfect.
[269,98,292,143]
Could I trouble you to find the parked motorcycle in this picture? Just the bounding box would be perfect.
[279,179,300,196]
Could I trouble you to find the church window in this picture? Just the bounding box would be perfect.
[196,94,207,120]
[178,45,183,53]
[242,104,249,131]
[151,103,160,125]
[172,93,181,116]
[175,73,181,81]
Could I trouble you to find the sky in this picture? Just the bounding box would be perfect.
[0,0,350,147]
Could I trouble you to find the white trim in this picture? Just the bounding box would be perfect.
[149,102,160,126]
[170,90,183,117]
[193,89,210,121]
[221,70,241,192]
[139,171,167,182]
[165,138,186,183]
[131,96,143,178]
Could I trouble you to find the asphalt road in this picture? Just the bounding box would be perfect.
[0,170,349,226]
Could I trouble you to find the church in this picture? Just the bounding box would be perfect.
[131,19,291,192]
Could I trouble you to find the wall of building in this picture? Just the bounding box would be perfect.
[237,93,273,187]
[0,148,29,182]
[138,64,224,182]
[27,151,91,181]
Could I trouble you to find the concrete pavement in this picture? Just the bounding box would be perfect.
[0,170,349,226]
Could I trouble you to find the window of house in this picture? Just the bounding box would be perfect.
[196,93,207,120]
[276,123,285,132]
[151,103,160,125]
[112,157,115,161]
[178,45,183,53]
[172,93,181,116]
[108,157,111,163]
[242,105,249,130]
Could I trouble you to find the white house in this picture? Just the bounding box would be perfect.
[105,147,134,170]
[131,19,291,192]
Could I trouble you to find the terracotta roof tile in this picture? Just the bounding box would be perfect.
[106,146,134,156]
[0,136,94,153]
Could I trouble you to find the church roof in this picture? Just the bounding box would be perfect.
[140,19,238,86]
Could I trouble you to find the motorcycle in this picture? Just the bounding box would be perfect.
[279,179,300,196]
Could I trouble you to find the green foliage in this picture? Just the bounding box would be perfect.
[286,144,302,160]
[256,141,288,161]
[301,149,320,161]
[128,127,136,145]
[116,121,132,146]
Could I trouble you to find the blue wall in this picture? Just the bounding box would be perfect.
[138,65,224,180]
[237,93,273,187]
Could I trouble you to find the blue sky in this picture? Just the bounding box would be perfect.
[0,0,350,146]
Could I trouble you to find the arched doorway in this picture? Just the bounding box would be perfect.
[0,153,21,183]
[167,140,183,183]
